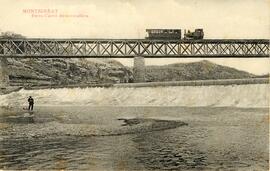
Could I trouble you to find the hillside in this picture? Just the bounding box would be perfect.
[6,59,257,87]
[145,60,255,82]
[7,58,133,87]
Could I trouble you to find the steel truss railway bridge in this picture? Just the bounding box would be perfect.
[0,38,269,85]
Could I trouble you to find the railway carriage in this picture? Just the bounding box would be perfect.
[146,28,204,40]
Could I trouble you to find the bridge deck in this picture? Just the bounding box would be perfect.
[0,39,269,58]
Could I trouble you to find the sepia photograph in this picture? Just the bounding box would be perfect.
[0,0,269,170]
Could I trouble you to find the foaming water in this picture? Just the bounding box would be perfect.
[0,84,268,107]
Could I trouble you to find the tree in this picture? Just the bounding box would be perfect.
[0,31,26,39]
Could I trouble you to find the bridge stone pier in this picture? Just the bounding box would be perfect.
[0,58,9,88]
[133,56,145,83]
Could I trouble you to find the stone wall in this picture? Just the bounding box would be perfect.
[0,58,9,88]
[133,56,145,82]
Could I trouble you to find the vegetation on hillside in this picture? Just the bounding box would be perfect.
[145,60,255,82]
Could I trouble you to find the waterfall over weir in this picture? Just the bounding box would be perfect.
[0,84,268,108]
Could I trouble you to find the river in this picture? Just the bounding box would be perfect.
[0,84,268,170]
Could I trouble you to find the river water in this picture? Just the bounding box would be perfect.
[0,106,268,170]
[0,84,269,170]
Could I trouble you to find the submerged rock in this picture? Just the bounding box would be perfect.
[0,117,188,138]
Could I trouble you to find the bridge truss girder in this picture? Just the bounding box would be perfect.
[0,39,269,58]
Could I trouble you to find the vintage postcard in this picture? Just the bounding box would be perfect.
[0,0,269,170]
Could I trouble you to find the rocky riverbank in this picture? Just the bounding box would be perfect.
[7,58,133,87]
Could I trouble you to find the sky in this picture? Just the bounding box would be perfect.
[0,0,269,75]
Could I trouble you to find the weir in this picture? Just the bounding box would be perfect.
[0,84,268,107]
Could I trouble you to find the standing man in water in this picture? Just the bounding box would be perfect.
[28,96,34,111]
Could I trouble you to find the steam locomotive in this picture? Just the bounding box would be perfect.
[145,29,204,40]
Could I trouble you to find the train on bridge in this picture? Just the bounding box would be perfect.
[0,29,268,58]
[146,29,204,40]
